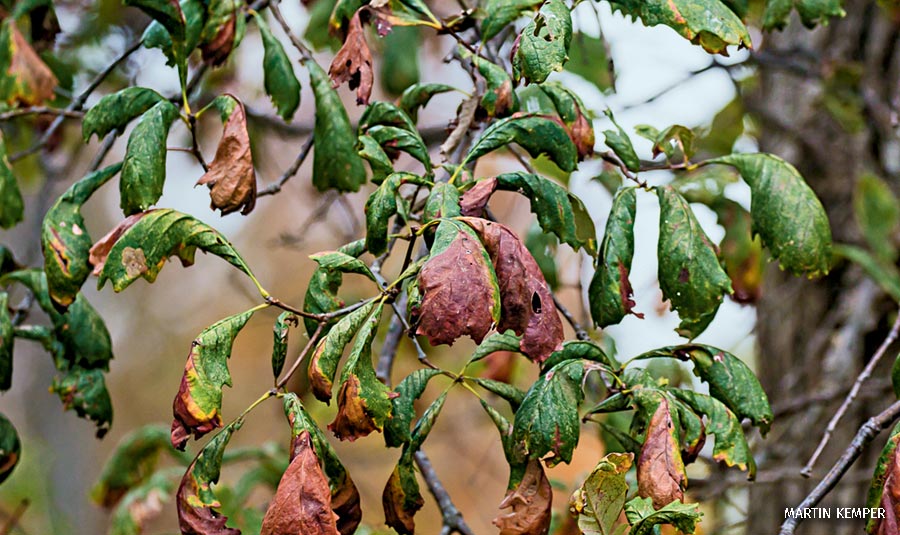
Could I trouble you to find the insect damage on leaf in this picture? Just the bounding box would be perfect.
[196,96,257,215]
[637,397,687,509]
[329,10,374,105]
[493,459,552,535]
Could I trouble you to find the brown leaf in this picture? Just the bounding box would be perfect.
[170,350,223,451]
[89,211,155,275]
[308,338,335,404]
[200,12,238,66]
[569,109,595,160]
[328,374,378,441]
[261,431,341,535]
[483,350,518,383]
[493,459,552,535]
[416,227,499,346]
[460,177,498,217]
[332,473,362,535]
[637,397,687,509]
[382,459,424,535]
[460,217,563,362]
[196,98,257,215]
[5,22,58,107]
[328,11,374,105]
[176,448,239,535]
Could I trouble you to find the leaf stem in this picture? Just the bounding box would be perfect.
[275,322,325,390]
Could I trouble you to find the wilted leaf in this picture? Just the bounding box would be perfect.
[636,397,686,509]
[460,176,498,217]
[368,0,441,33]
[125,0,186,41]
[866,421,900,534]
[670,389,755,476]
[177,423,240,535]
[310,59,367,192]
[271,312,296,379]
[119,100,179,216]
[657,186,732,338]
[171,309,256,449]
[590,187,640,328]
[461,217,564,362]
[91,424,175,507]
[539,82,594,159]
[855,174,899,263]
[398,82,454,123]
[460,48,519,118]
[711,199,764,304]
[423,182,461,224]
[82,87,165,141]
[329,10,373,105]
[464,113,578,173]
[0,413,19,484]
[199,0,244,66]
[603,109,640,173]
[624,496,701,535]
[358,100,418,134]
[197,96,257,215]
[92,209,257,293]
[415,220,501,346]
[493,458,552,535]
[762,0,845,30]
[108,470,176,535]
[140,0,204,70]
[0,293,12,392]
[569,452,633,535]
[254,13,301,120]
[365,124,432,172]
[50,366,113,437]
[0,19,58,106]
[0,132,23,230]
[303,239,366,337]
[383,451,424,535]
[512,0,572,84]
[384,368,443,447]
[708,153,832,277]
[308,300,377,403]
[42,163,122,306]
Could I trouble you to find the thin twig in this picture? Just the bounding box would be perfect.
[414,450,476,535]
[778,400,900,535]
[87,133,119,172]
[0,499,29,535]
[267,0,313,60]
[802,310,900,476]
[266,295,376,322]
[258,135,315,197]
[377,296,407,386]
[275,322,324,390]
[0,107,83,121]
[553,294,589,341]
[187,113,209,172]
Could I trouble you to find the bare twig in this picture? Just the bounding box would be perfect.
[187,113,209,172]
[553,294,589,341]
[414,450,476,535]
[275,322,324,390]
[778,400,900,535]
[266,295,375,322]
[802,310,900,476]
[0,107,83,122]
[258,135,315,197]
[267,0,313,61]
[87,133,119,172]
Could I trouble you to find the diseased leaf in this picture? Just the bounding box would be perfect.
[140,0,205,70]
[303,239,366,337]
[460,48,519,118]
[708,153,832,277]
[310,59,367,192]
[199,0,244,66]
[590,187,640,328]
[0,132,23,230]
[538,82,594,159]
[569,452,633,535]
[384,368,443,448]
[358,134,395,183]
[603,109,640,173]
[0,413,20,484]
[365,172,429,256]
[636,397,686,509]
[398,82,454,123]
[176,423,240,535]
[473,378,526,409]
[329,10,373,105]
[464,113,578,173]
[712,198,764,304]
[92,209,256,293]
[197,96,257,215]
[358,100,418,134]
[866,421,900,534]
[108,470,176,535]
[0,293,11,391]
[310,250,376,282]
[119,100,179,216]
[170,308,256,449]
[42,163,123,306]
[493,458,552,535]
[271,312,297,379]
[82,87,165,141]
[366,125,431,172]
[657,186,732,338]
[415,220,501,346]
[383,450,424,535]
[423,182,461,223]
[512,0,572,85]
[308,300,378,403]
[481,0,542,41]
[254,13,301,120]
[461,217,564,362]
[762,0,845,30]
[91,424,175,507]
[855,173,899,263]
[50,366,113,437]
[368,0,441,33]
[624,496,701,535]
[0,19,58,106]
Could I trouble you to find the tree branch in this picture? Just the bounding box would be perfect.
[258,135,315,197]
[414,450,476,535]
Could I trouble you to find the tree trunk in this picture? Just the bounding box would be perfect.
[747,3,900,533]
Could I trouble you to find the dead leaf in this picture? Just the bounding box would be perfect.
[637,397,687,509]
[328,375,378,441]
[261,431,341,535]
[89,211,155,275]
[416,227,499,346]
[460,177,498,217]
[328,11,374,105]
[332,473,363,535]
[493,459,552,535]
[170,355,223,451]
[196,98,257,215]
[5,22,58,106]
[382,458,424,535]
[569,109,594,160]
[460,217,563,362]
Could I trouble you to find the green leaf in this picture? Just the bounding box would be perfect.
[304,0,341,51]
[624,496,702,535]
[50,366,113,437]
[309,59,367,192]
[569,452,633,535]
[481,0,542,41]
[0,132,23,230]
[358,101,418,134]
[708,153,832,277]
[140,0,206,70]
[94,209,257,293]
[91,424,178,507]
[176,421,240,532]
[866,421,900,533]
[590,187,638,328]
[119,100,179,215]
[472,378,526,409]
[469,330,523,364]
[0,413,20,484]
[854,173,899,263]
[380,26,420,96]
[366,125,432,172]
[358,134,395,183]
[171,308,257,449]
[109,470,176,535]
[365,172,429,256]
[82,87,166,141]
[42,163,122,307]
[460,48,519,118]
[254,13,301,121]
[0,292,11,391]
[309,250,376,282]
[603,109,640,173]
[464,113,577,172]
[512,0,572,85]
[408,392,447,452]
[398,83,454,123]
[834,244,900,303]
[125,0,186,42]
[384,368,444,447]
[495,172,596,254]
[566,31,614,92]
[423,182,461,223]
[512,358,584,466]
[762,0,845,30]
[657,186,732,339]
[608,0,750,55]
[542,339,618,371]
[308,300,377,403]
[271,312,296,379]
[303,239,366,337]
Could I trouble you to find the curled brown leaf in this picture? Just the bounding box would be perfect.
[493,459,552,535]
[196,98,257,215]
[382,459,424,535]
[170,351,222,451]
[200,12,238,67]
[460,177,498,217]
[637,397,687,509]
[5,22,58,107]
[328,374,378,441]
[328,11,374,105]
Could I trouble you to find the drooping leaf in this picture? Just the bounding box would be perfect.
[512,0,572,84]
[657,186,732,338]
[176,423,240,535]
[762,0,845,30]
[91,424,176,507]
[254,12,301,120]
[461,217,564,362]
[309,59,367,192]
[303,239,366,337]
[590,187,640,328]
[382,450,424,535]
[119,100,179,215]
[464,113,578,173]
[602,109,640,173]
[0,19,58,107]
[0,132,23,230]
[309,250,376,282]
[271,312,297,379]
[140,0,205,71]
[368,0,441,32]
[329,10,373,105]
[42,163,122,306]
[358,134,394,183]
[711,198,764,304]
[199,0,244,66]
[196,95,257,215]
[473,378,527,409]
[493,458,553,535]
[82,87,165,141]
[358,101,418,134]
[50,366,113,437]
[624,496,701,535]
[855,173,899,263]
[481,0,542,41]
[91,209,256,293]
[538,82,595,159]
[569,452,633,535]
[365,172,429,256]
[0,292,12,391]
[384,368,443,448]
[398,82,454,123]
[423,181,461,223]
[866,421,900,534]
[415,220,501,346]
[366,124,431,172]
[125,0,186,41]
[708,153,832,277]
[636,397,686,509]
[170,308,256,450]
[308,300,377,403]
[460,48,519,118]
[0,413,20,484]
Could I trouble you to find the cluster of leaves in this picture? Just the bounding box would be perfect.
[0,0,849,533]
